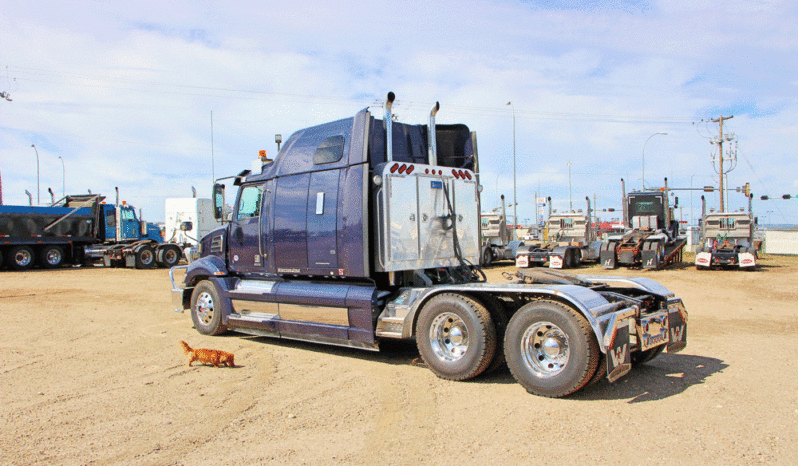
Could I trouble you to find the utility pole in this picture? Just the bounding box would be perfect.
[711,115,734,211]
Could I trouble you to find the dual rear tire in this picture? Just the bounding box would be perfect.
[416,295,602,398]
[5,245,66,270]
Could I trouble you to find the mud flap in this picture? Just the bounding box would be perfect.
[642,248,660,269]
[549,254,563,268]
[606,319,631,383]
[600,250,616,269]
[666,303,687,353]
[516,255,529,267]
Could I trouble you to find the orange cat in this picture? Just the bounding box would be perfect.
[180,341,235,368]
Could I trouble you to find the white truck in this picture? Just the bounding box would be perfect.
[164,197,216,263]
[515,197,601,269]
[695,195,757,270]
[480,195,525,265]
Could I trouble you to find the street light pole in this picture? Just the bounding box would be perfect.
[507,102,516,238]
[642,132,667,190]
[58,156,65,198]
[31,144,40,205]
[567,161,573,211]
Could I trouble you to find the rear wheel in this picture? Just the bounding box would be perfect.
[482,248,493,266]
[134,245,155,269]
[190,281,228,336]
[416,293,496,381]
[505,300,600,397]
[8,245,35,271]
[157,244,182,268]
[631,345,665,366]
[39,245,65,269]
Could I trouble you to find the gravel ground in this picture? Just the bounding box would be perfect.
[1,254,797,465]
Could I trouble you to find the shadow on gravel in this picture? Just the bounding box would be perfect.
[233,336,726,398]
[573,353,728,403]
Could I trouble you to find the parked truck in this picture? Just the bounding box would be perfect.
[0,190,184,270]
[695,195,757,270]
[169,93,688,397]
[600,179,686,270]
[164,197,216,264]
[515,196,601,269]
[480,195,525,266]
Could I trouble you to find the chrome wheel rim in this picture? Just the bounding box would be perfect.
[195,291,215,325]
[428,312,469,362]
[140,249,154,265]
[164,248,178,264]
[46,249,62,265]
[15,250,32,267]
[520,321,569,378]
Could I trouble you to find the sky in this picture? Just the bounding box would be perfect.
[1,0,797,227]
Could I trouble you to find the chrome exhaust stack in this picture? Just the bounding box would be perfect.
[428,101,440,165]
[384,92,395,162]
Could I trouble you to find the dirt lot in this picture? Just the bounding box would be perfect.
[2,254,797,465]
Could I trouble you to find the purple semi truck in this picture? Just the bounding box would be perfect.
[170,93,688,397]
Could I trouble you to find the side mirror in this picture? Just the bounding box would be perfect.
[179,221,193,232]
[212,183,225,220]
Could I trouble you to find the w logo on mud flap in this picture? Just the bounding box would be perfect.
[670,325,685,342]
[609,344,628,367]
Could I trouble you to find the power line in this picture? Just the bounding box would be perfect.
[6,64,700,124]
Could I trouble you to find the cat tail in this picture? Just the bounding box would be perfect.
[180,341,192,353]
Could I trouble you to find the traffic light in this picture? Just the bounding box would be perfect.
[761,195,769,200]
[783,194,792,200]
[743,182,750,197]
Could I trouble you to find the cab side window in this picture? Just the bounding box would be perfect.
[313,135,345,165]
[236,185,263,220]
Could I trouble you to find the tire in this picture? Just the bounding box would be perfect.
[482,248,493,266]
[568,249,580,268]
[504,300,600,397]
[8,245,35,271]
[39,245,65,269]
[0,249,4,270]
[134,245,156,269]
[631,345,665,367]
[415,293,497,381]
[474,294,509,374]
[586,353,607,387]
[190,281,228,336]
[157,245,182,268]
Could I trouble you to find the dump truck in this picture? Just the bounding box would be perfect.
[695,195,757,270]
[600,179,686,269]
[0,190,183,270]
[170,93,688,397]
[515,196,601,269]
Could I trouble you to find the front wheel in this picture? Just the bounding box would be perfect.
[416,293,497,381]
[190,281,228,336]
[505,300,600,397]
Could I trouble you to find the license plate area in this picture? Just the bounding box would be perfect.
[637,311,669,351]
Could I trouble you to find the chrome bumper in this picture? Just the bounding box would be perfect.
[169,265,188,313]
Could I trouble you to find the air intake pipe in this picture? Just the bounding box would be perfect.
[384,92,395,162]
[428,101,440,165]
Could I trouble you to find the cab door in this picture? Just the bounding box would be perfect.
[228,183,264,274]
